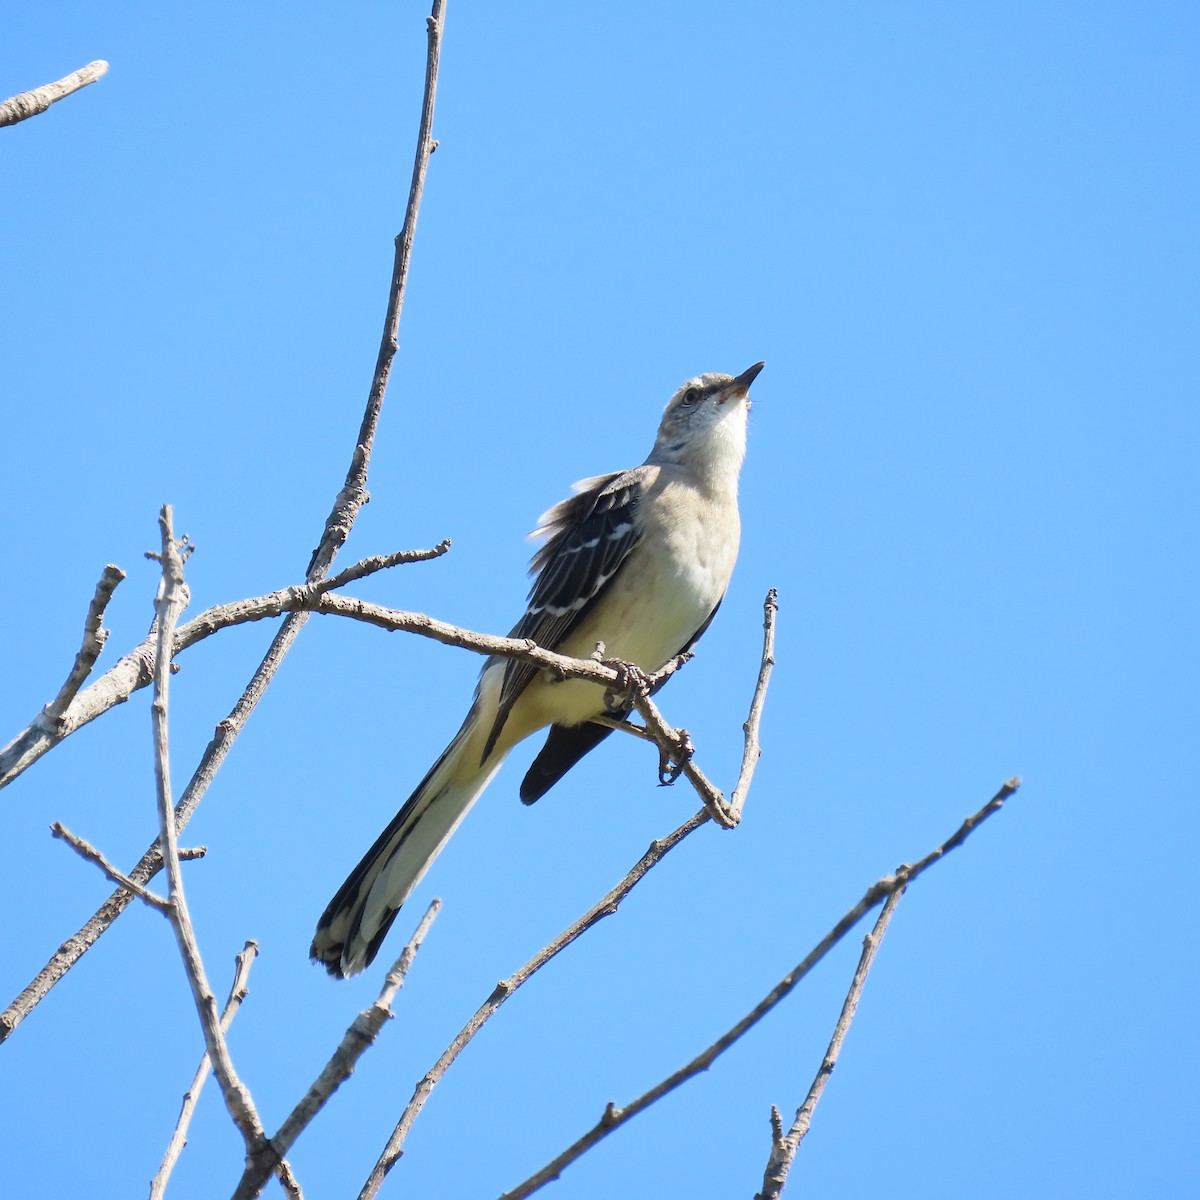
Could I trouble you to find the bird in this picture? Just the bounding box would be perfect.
[311,362,764,976]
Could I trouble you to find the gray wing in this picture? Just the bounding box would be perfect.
[481,467,651,759]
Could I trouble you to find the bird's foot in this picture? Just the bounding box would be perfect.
[657,728,694,786]
[600,658,651,715]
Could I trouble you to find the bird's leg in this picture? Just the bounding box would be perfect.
[656,728,694,786]
[601,657,694,786]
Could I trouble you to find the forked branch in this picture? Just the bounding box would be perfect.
[1,0,448,1046]
[151,941,260,1200]
[357,602,780,1198]
[499,779,1020,1199]
[755,889,904,1199]
[232,901,441,1200]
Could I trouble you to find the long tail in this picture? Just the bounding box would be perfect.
[311,717,506,977]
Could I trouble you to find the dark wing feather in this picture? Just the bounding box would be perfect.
[481,468,650,758]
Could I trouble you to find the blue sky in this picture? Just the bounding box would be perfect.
[2,3,1198,1196]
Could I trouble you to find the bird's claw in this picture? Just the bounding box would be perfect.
[657,729,694,786]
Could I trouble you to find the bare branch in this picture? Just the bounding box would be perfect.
[151,941,260,1200]
[0,572,755,1040]
[3,577,739,810]
[587,713,656,743]
[646,650,694,688]
[50,822,169,913]
[498,779,1020,1199]
[0,0,448,1043]
[305,0,446,579]
[316,540,451,594]
[0,60,109,128]
[358,811,709,1199]
[729,587,778,820]
[148,506,272,1166]
[0,566,433,1045]
[311,593,754,836]
[755,889,904,1199]
[40,564,126,724]
[0,546,446,792]
[232,901,441,1200]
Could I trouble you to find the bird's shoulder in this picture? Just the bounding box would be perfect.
[527,465,659,580]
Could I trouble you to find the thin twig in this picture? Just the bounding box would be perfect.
[358,811,709,1200]
[42,564,126,724]
[587,714,657,743]
[148,507,272,1160]
[755,889,904,1200]
[232,901,441,1200]
[150,941,260,1200]
[498,779,1020,1199]
[50,822,169,912]
[729,587,777,820]
[0,60,109,127]
[306,0,445,579]
[315,541,451,594]
[646,651,694,688]
[769,1104,784,1144]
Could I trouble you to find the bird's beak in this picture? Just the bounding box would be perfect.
[721,361,766,402]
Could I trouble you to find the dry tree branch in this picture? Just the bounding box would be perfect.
[498,778,1020,1200]
[754,888,904,1200]
[232,901,441,1200]
[622,587,776,823]
[147,507,274,1163]
[50,821,170,913]
[0,561,745,1039]
[309,594,736,828]
[1,561,724,819]
[316,543,452,593]
[357,811,709,1200]
[0,60,109,127]
[307,0,445,579]
[0,0,448,1041]
[151,940,260,1200]
[358,609,779,1198]
[730,587,777,819]
[42,564,126,725]
[0,544,450,792]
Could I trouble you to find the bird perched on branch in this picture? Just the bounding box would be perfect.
[312,362,764,977]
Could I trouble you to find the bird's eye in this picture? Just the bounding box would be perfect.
[681,387,701,405]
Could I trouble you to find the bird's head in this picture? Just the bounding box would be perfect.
[648,362,765,478]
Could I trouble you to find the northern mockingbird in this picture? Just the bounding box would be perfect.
[312,362,764,976]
